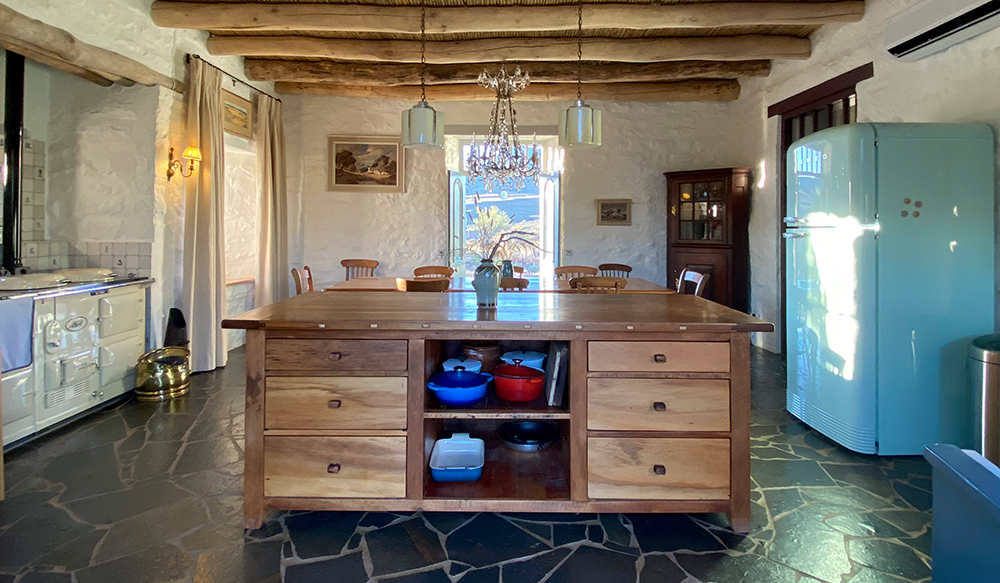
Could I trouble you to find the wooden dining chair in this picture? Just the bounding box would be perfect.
[513,266,525,275]
[291,266,314,295]
[414,265,455,279]
[500,277,529,291]
[570,276,627,294]
[397,278,450,292]
[341,259,379,280]
[676,268,711,297]
[598,263,633,278]
[554,265,598,280]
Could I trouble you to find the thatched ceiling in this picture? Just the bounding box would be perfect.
[151,0,865,101]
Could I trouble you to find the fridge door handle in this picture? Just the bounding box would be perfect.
[783,232,809,239]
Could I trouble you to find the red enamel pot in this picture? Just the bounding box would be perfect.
[492,359,545,402]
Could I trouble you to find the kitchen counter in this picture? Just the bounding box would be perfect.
[224,292,773,532]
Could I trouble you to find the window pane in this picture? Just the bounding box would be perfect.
[680,183,693,201]
[849,95,857,123]
[694,183,708,200]
[791,117,801,141]
[711,221,724,240]
[832,99,845,126]
[708,181,724,200]
[680,203,693,220]
[803,114,815,135]
[680,222,693,239]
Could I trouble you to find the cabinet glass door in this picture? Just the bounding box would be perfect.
[677,181,726,243]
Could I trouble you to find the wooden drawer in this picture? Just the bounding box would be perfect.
[588,378,730,432]
[265,377,407,430]
[588,437,729,500]
[264,436,407,498]
[265,339,407,371]
[588,341,729,373]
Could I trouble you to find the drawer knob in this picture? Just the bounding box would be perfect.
[653,401,666,412]
[329,352,343,361]
[327,463,341,474]
[653,354,667,364]
[653,464,666,475]
[328,399,342,409]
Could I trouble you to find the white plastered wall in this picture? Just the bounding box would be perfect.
[285,96,739,287]
[1,0,273,346]
[732,0,1000,352]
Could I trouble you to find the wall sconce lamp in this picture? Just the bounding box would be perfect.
[166,146,201,181]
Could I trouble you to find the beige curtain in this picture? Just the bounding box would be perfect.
[181,59,228,372]
[255,94,289,305]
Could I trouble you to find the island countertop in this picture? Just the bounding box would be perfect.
[222,290,774,333]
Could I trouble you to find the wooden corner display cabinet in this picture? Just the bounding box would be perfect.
[665,167,750,311]
[224,292,772,534]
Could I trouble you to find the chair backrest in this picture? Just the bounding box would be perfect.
[554,265,599,280]
[598,263,633,278]
[398,278,450,292]
[341,259,379,280]
[569,276,627,294]
[500,277,528,291]
[291,266,314,295]
[513,266,525,275]
[677,268,710,297]
[414,265,455,279]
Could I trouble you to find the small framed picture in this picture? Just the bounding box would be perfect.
[328,136,405,193]
[222,90,253,139]
[596,199,632,226]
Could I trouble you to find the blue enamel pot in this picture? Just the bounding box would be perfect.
[427,366,492,405]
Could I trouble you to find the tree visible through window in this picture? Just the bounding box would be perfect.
[447,136,562,276]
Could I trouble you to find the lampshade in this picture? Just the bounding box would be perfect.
[181,146,202,161]
[558,101,602,148]
[402,101,445,149]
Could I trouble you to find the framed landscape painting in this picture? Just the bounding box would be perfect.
[328,136,405,193]
[596,199,632,226]
[221,90,253,139]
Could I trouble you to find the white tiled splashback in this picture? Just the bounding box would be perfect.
[19,138,47,244]
[20,240,151,278]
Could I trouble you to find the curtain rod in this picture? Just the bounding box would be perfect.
[186,54,281,103]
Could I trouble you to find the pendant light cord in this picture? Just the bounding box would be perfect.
[576,0,583,102]
[420,4,427,103]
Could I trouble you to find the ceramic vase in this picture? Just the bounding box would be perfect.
[473,259,501,308]
[500,260,515,278]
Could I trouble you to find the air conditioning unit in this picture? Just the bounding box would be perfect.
[885,0,1000,60]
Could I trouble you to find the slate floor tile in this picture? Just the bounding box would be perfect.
[768,510,852,583]
[627,514,725,553]
[367,517,447,576]
[62,480,191,525]
[38,443,124,502]
[599,514,632,547]
[892,482,932,512]
[285,511,363,559]
[14,571,73,583]
[95,498,208,562]
[32,529,107,571]
[553,524,587,547]
[284,550,368,583]
[74,543,194,583]
[638,555,687,583]
[751,459,836,488]
[379,568,452,583]
[848,539,931,581]
[500,547,571,583]
[675,552,801,583]
[454,566,499,583]
[447,514,549,568]
[0,504,93,570]
[822,464,894,498]
[544,545,637,583]
[422,512,476,535]
[171,438,242,476]
[190,539,282,583]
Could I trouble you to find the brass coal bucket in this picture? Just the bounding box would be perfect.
[135,346,191,401]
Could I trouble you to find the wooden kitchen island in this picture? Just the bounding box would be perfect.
[223,291,773,532]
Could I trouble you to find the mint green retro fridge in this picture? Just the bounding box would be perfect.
[785,123,995,455]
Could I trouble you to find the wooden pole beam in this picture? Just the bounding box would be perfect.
[275,80,741,102]
[0,3,184,93]
[210,35,810,63]
[246,58,770,85]
[152,1,864,33]
[0,35,115,87]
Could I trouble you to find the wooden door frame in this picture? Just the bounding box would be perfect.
[766,63,873,353]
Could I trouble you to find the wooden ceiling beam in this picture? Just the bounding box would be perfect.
[245,58,771,85]
[275,80,741,101]
[209,35,810,63]
[152,1,864,33]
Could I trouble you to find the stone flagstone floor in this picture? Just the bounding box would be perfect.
[1,347,932,582]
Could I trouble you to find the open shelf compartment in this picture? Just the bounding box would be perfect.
[423,339,571,419]
[423,418,571,501]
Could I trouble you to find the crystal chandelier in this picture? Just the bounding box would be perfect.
[466,65,540,191]
[401,3,444,149]
[558,0,602,147]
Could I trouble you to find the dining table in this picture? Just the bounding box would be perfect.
[324,275,673,294]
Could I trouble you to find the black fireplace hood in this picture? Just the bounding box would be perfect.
[2,50,25,275]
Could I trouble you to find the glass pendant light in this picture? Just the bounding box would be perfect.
[402,4,444,149]
[558,0,601,148]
